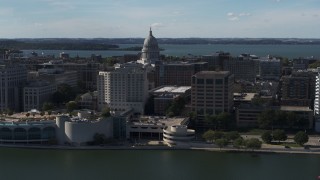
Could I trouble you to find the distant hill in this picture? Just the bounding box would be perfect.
[0,38,320,50]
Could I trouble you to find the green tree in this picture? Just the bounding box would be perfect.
[213,131,224,141]
[261,131,273,144]
[52,84,76,105]
[25,113,30,118]
[47,110,52,116]
[216,112,232,130]
[101,108,111,118]
[272,129,287,143]
[245,138,262,151]
[258,109,275,129]
[225,131,240,141]
[233,137,245,149]
[205,114,217,129]
[215,138,228,150]
[202,130,215,143]
[166,96,186,116]
[294,131,309,146]
[66,101,78,113]
[40,111,45,116]
[42,102,54,111]
[274,110,287,128]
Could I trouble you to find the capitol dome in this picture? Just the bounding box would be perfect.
[140,28,160,65]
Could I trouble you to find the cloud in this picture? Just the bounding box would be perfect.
[227,12,251,21]
[151,23,165,29]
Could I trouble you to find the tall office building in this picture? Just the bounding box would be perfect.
[98,62,148,114]
[155,61,208,87]
[259,57,281,80]
[223,54,259,82]
[191,71,234,128]
[0,63,27,112]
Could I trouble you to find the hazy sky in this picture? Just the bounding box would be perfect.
[0,0,319,38]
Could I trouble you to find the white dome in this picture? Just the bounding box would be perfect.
[140,28,160,65]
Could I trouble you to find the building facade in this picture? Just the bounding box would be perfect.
[191,71,234,128]
[155,61,208,87]
[259,57,281,80]
[0,63,27,112]
[23,81,57,111]
[98,62,148,114]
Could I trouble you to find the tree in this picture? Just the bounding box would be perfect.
[233,137,245,149]
[66,101,78,113]
[225,131,240,141]
[258,109,275,129]
[294,131,309,146]
[42,102,54,111]
[245,138,262,151]
[216,112,232,130]
[52,84,76,105]
[25,113,30,118]
[40,111,45,116]
[101,108,111,118]
[272,129,287,143]
[202,130,215,143]
[205,114,217,129]
[215,138,228,150]
[213,131,224,141]
[47,110,52,116]
[261,131,273,144]
[166,96,186,116]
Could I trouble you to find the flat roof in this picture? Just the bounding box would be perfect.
[280,106,312,112]
[130,116,185,126]
[234,93,257,101]
[152,86,191,94]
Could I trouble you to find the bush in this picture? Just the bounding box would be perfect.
[261,131,273,144]
[294,131,309,146]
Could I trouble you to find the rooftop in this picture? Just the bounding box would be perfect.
[280,106,313,112]
[152,86,191,94]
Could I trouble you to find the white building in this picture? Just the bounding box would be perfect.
[163,125,195,145]
[98,62,148,114]
[315,67,320,132]
[0,63,27,112]
[23,81,57,111]
[137,28,160,65]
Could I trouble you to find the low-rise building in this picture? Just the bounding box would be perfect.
[23,81,57,112]
[151,86,191,115]
[163,125,195,145]
[280,106,313,129]
[126,116,188,140]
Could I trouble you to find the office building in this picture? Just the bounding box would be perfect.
[259,57,281,80]
[155,61,208,87]
[0,63,27,112]
[23,81,57,111]
[191,71,234,128]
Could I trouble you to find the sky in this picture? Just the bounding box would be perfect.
[0,0,320,38]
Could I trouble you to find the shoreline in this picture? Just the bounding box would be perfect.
[1,143,320,155]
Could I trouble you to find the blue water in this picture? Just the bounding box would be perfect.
[23,44,320,59]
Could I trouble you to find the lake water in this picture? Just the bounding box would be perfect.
[22,44,320,59]
[0,148,319,180]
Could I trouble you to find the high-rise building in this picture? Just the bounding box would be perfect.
[97,62,148,114]
[259,57,281,80]
[137,28,160,65]
[223,54,259,82]
[280,70,316,107]
[191,71,234,128]
[0,63,27,112]
[315,67,320,132]
[155,61,208,87]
